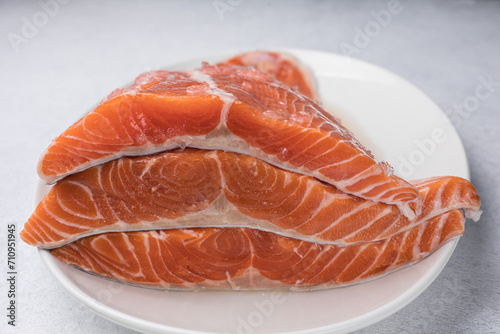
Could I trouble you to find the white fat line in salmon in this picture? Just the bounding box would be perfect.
[188,69,236,123]
[30,174,477,250]
[40,130,411,219]
[50,211,464,291]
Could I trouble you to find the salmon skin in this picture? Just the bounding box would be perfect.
[220,51,319,100]
[50,210,464,290]
[22,149,481,249]
[37,63,422,220]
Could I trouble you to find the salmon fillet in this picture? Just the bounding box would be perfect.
[221,51,319,100]
[50,210,464,290]
[37,63,422,220]
[21,149,481,249]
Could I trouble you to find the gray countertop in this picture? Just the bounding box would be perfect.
[1,0,499,333]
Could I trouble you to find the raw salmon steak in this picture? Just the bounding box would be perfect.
[37,63,422,220]
[23,51,483,292]
[21,149,481,249]
[220,51,319,100]
[50,210,465,290]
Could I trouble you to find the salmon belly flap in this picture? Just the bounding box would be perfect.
[23,51,482,290]
[21,150,481,249]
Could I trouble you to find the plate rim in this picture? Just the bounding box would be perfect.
[38,240,459,334]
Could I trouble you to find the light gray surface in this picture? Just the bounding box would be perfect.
[0,0,499,333]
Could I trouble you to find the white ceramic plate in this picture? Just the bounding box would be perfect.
[35,49,469,334]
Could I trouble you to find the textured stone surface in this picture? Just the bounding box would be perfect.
[0,0,498,333]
